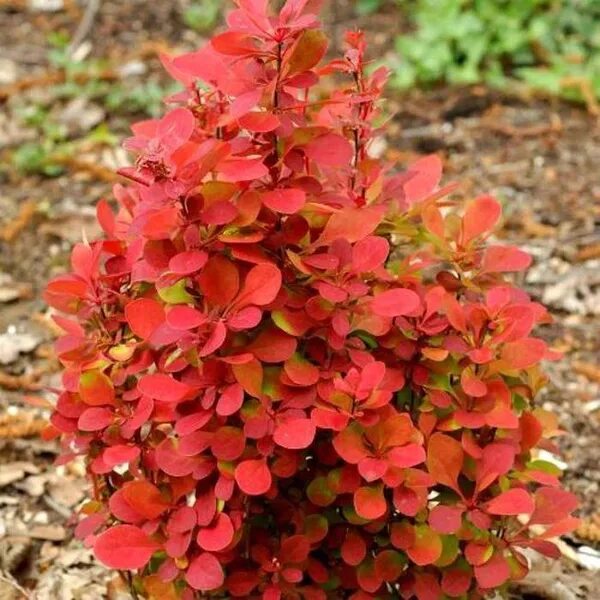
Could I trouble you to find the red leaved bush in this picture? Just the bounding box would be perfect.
[44,1,578,598]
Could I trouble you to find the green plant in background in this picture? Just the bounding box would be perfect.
[182,0,221,31]
[357,0,387,14]
[389,0,600,104]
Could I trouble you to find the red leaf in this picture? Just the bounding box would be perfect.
[352,236,389,272]
[482,245,532,273]
[211,426,245,461]
[158,107,195,141]
[199,256,240,306]
[232,358,263,397]
[441,568,472,597]
[234,263,282,308]
[122,480,170,520]
[305,133,353,167]
[103,445,140,467]
[341,530,367,566]
[216,383,244,416]
[197,513,234,552]
[280,534,310,564]
[273,417,316,449]
[262,189,306,214]
[94,525,160,570]
[333,423,369,464]
[247,327,297,362]
[138,373,192,403]
[235,459,272,495]
[168,250,208,275]
[485,488,534,516]
[316,206,384,246]
[201,200,238,225]
[166,305,207,330]
[429,505,463,534]
[371,288,421,317]
[219,158,268,181]
[185,552,225,591]
[500,338,547,370]
[211,31,257,56]
[461,195,501,244]
[239,112,280,133]
[473,552,510,589]
[78,407,113,431]
[403,155,442,204]
[354,485,387,520]
[426,433,464,495]
[125,298,165,340]
[530,487,578,525]
[226,571,260,597]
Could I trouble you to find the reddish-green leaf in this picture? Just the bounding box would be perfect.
[354,485,386,520]
[79,370,115,407]
[341,530,367,566]
[284,353,320,386]
[407,524,442,566]
[374,549,405,582]
[288,29,328,74]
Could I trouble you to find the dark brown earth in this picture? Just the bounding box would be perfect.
[0,1,599,598]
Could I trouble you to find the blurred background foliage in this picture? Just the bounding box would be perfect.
[367,0,600,105]
[4,0,599,179]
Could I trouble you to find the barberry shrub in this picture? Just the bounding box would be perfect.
[44,1,579,599]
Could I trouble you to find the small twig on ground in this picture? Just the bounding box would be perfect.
[561,76,600,116]
[0,370,45,392]
[481,113,562,137]
[572,360,600,384]
[0,572,32,600]
[68,0,100,57]
[575,242,600,262]
[42,494,72,520]
[0,200,37,243]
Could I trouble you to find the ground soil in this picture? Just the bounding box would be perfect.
[0,1,599,599]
